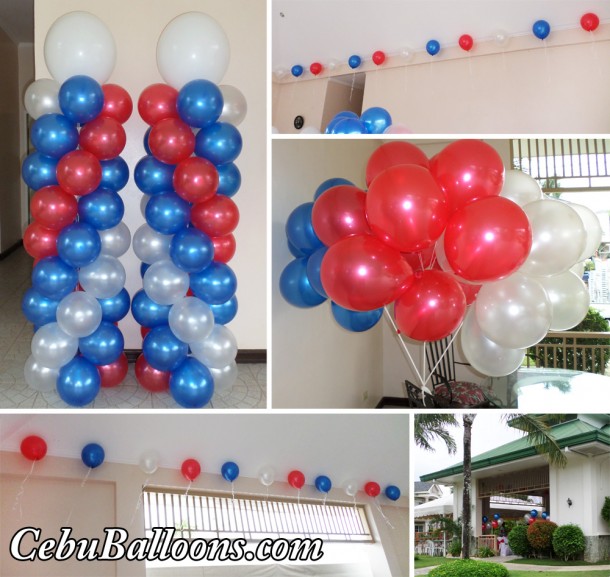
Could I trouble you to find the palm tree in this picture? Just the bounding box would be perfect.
[414,414,459,455]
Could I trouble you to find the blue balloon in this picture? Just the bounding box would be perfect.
[216,162,241,197]
[315,475,332,493]
[331,302,383,332]
[280,258,327,308]
[78,188,125,230]
[98,288,130,323]
[143,127,152,155]
[145,192,191,235]
[134,155,175,195]
[100,157,129,191]
[143,325,188,372]
[291,65,304,77]
[325,111,359,134]
[57,356,100,407]
[348,55,362,69]
[190,262,237,305]
[170,357,215,408]
[209,296,238,325]
[22,152,59,190]
[221,461,240,482]
[21,287,59,326]
[56,222,101,268]
[426,40,441,56]
[177,79,223,128]
[170,227,214,273]
[533,19,551,40]
[361,107,392,134]
[140,262,150,278]
[314,177,355,201]
[541,512,548,520]
[493,513,500,520]
[331,118,367,134]
[131,289,171,327]
[288,240,307,258]
[81,443,105,469]
[31,113,78,158]
[59,75,104,124]
[530,509,538,518]
[482,516,489,523]
[31,256,78,300]
[79,321,124,366]
[195,122,243,166]
[285,202,324,256]
[385,485,401,501]
[305,247,328,298]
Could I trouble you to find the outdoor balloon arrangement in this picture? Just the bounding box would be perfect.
[481,509,549,534]
[280,140,600,385]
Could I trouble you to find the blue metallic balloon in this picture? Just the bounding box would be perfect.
[21,287,59,326]
[170,227,214,273]
[331,118,367,134]
[145,192,190,235]
[305,247,328,298]
[209,295,238,325]
[361,107,392,134]
[221,461,239,482]
[314,177,355,201]
[385,485,401,501]
[100,157,129,191]
[79,321,124,365]
[81,443,105,468]
[288,240,307,258]
[195,122,242,165]
[143,325,188,372]
[78,188,125,230]
[280,258,327,308]
[98,288,130,323]
[131,289,171,327]
[22,152,59,190]
[143,127,152,155]
[530,509,538,518]
[58,75,104,124]
[140,262,150,278]
[31,113,78,158]
[177,79,224,128]
[348,55,362,69]
[325,111,359,134]
[190,262,237,305]
[426,39,441,56]
[285,202,324,256]
[57,222,101,268]
[533,19,551,40]
[291,65,304,77]
[331,302,383,332]
[57,356,101,407]
[170,357,215,408]
[493,513,500,520]
[31,256,78,300]
[134,155,175,195]
[216,162,241,197]
[315,475,332,493]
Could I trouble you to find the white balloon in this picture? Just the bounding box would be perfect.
[140,194,151,219]
[43,11,116,83]
[190,325,237,368]
[156,12,230,88]
[31,323,79,369]
[168,297,215,344]
[24,355,59,392]
[493,29,510,47]
[132,224,172,264]
[400,46,416,62]
[218,85,247,126]
[273,68,288,81]
[258,465,276,487]
[383,124,413,134]
[209,361,238,394]
[569,203,603,262]
[143,260,189,306]
[99,222,131,258]
[301,126,321,134]
[79,255,126,299]
[139,450,160,475]
[500,170,543,207]
[537,271,590,331]
[24,79,61,119]
[271,126,279,134]
[344,479,359,497]
[56,292,103,338]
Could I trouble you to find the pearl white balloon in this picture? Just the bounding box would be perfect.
[344,479,359,497]
[140,194,151,219]
[400,46,416,62]
[500,170,543,207]
[99,222,131,258]
[79,255,126,299]
[31,323,79,369]
[132,224,172,264]
[218,85,247,126]
[143,259,189,306]
[383,124,413,134]
[258,465,276,487]
[273,68,288,81]
[190,325,237,369]
[56,292,103,338]
[156,12,230,88]
[569,203,603,262]
[24,78,61,119]
[24,355,59,392]
[168,297,215,344]
[301,126,321,134]
[493,29,510,47]
[537,271,590,331]
[139,450,160,475]
[209,361,238,394]
[43,11,116,83]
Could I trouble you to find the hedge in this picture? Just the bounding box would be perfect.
[552,524,586,561]
[428,559,509,577]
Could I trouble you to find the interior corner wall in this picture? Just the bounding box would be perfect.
[272,78,329,133]
[34,0,267,350]
[18,42,34,238]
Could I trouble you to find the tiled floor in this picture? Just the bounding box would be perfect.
[0,247,266,409]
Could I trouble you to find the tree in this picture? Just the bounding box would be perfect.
[414,414,459,454]
[462,414,475,559]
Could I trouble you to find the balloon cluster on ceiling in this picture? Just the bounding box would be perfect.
[280,140,600,379]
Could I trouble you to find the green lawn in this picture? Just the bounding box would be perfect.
[508,572,610,577]
[506,557,610,566]
[414,555,458,569]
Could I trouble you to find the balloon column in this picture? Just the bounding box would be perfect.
[325,107,395,135]
[281,140,597,381]
[22,12,131,406]
[132,12,243,407]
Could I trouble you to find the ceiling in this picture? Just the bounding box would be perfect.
[0,0,33,44]
[272,0,610,71]
[0,413,409,489]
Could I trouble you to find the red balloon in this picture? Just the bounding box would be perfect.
[140,326,152,339]
[581,12,600,32]
[444,196,532,283]
[138,83,179,125]
[402,246,437,272]
[288,470,305,489]
[367,164,449,252]
[459,34,474,51]
[429,140,505,214]
[320,234,413,311]
[102,84,133,123]
[394,270,466,342]
[491,520,499,529]
[181,458,201,482]
[366,142,429,187]
[312,185,371,246]
[364,481,381,497]
[56,150,102,196]
[23,222,59,259]
[372,50,386,65]
[148,118,196,165]
[30,186,77,230]
[212,234,237,263]
[20,435,47,461]
[135,353,170,392]
[98,353,129,388]
[528,518,536,525]
[310,62,323,75]
[191,195,240,237]
[173,157,219,203]
[79,116,127,160]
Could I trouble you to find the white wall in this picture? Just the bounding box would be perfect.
[34,0,266,349]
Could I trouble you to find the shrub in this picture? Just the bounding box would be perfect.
[448,539,462,557]
[552,524,586,561]
[508,524,532,557]
[429,559,509,577]
[527,520,558,555]
[476,545,495,558]
[602,497,610,525]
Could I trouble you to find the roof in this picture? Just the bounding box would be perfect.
[414,493,453,518]
[414,481,434,493]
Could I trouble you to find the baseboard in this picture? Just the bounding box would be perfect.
[375,396,413,409]
[0,239,24,261]
[124,349,267,364]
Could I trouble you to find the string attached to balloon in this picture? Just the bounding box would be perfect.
[130,450,160,527]
[365,481,394,529]
[13,459,37,520]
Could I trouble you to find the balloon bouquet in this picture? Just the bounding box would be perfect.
[132,13,244,408]
[326,107,395,135]
[22,12,131,406]
[280,140,600,387]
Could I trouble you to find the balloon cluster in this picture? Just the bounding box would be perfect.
[524,509,547,525]
[325,108,396,135]
[132,12,244,407]
[281,140,600,378]
[21,12,132,406]
[482,513,505,533]
[20,434,105,470]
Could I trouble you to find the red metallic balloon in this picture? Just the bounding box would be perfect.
[367,164,449,252]
[148,118,196,165]
[320,234,413,311]
[173,157,219,203]
[97,353,129,388]
[191,195,240,237]
[366,141,429,187]
[372,50,386,65]
[288,470,305,489]
[212,234,237,263]
[20,435,47,461]
[312,185,370,246]
[135,353,170,393]
[364,481,381,497]
[79,116,127,160]
[140,326,152,339]
[394,269,467,342]
[581,12,600,32]
[181,458,201,482]
[102,84,133,123]
[310,62,323,75]
[459,34,474,51]
[23,222,59,259]
[30,186,77,230]
[56,150,102,196]
[138,83,179,125]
